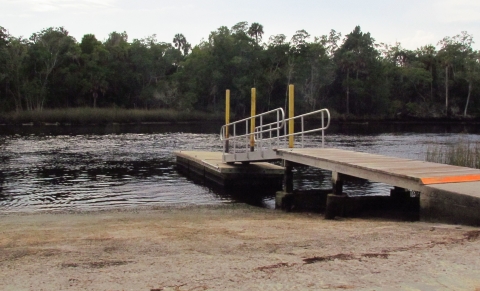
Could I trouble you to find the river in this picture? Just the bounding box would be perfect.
[1,122,479,212]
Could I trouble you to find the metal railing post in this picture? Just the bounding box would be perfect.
[233,124,236,154]
[301,116,304,148]
[321,111,325,148]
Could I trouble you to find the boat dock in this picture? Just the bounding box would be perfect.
[175,150,284,188]
[276,148,480,191]
[276,148,480,225]
[175,87,480,226]
[175,148,480,226]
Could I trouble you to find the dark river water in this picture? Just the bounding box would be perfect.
[1,122,479,213]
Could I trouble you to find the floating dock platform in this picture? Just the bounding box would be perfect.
[174,151,284,188]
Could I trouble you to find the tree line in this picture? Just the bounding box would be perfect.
[0,22,479,118]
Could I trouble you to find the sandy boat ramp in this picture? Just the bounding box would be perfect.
[1,205,480,290]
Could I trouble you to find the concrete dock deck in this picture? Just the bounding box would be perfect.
[174,151,284,188]
[276,148,480,190]
[276,148,480,225]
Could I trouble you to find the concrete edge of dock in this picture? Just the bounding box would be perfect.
[174,150,284,188]
[421,182,480,226]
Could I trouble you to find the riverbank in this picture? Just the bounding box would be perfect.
[2,107,480,126]
[1,204,480,291]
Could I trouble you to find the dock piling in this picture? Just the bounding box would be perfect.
[283,160,294,193]
[331,171,344,195]
[250,88,256,152]
[325,194,346,219]
[225,90,230,153]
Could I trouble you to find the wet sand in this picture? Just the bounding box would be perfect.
[1,205,480,291]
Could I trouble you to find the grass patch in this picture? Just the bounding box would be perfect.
[426,139,480,169]
[0,108,224,125]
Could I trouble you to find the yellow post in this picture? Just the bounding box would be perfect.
[225,90,230,153]
[289,84,294,148]
[250,88,256,151]
[225,90,230,137]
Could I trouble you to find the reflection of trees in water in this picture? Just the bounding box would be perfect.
[0,170,4,198]
[0,123,223,136]
[0,141,7,198]
[178,168,278,208]
[29,159,175,187]
[328,123,480,136]
[292,165,391,196]
[343,178,391,197]
[1,123,479,212]
[293,166,330,190]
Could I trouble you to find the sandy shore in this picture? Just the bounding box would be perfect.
[1,204,480,291]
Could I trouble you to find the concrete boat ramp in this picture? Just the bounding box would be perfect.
[175,148,480,226]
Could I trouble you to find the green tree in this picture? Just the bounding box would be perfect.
[27,27,78,110]
[334,26,381,115]
[130,36,180,108]
[231,21,249,35]
[80,34,108,108]
[103,31,132,107]
[415,45,439,103]
[176,42,215,111]
[462,50,480,116]
[4,37,29,111]
[299,39,336,110]
[173,33,191,56]
[284,30,310,109]
[0,26,10,110]
[438,31,474,115]
[248,22,264,44]
[263,35,289,110]
[392,45,432,101]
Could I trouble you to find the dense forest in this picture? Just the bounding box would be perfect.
[0,22,479,119]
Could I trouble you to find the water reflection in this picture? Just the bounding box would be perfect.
[0,130,224,212]
[0,122,479,212]
[0,122,223,136]
[179,170,279,209]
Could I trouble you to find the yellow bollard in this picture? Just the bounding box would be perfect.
[225,90,230,153]
[250,88,256,151]
[225,90,230,137]
[289,85,294,148]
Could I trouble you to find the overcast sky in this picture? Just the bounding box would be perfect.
[2,0,479,50]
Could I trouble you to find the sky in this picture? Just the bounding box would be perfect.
[1,0,480,50]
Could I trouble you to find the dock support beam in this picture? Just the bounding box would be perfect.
[283,160,294,194]
[275,160,294,210]
[390,186,410,200]
[331,171,344,195]
[325,171,347,219]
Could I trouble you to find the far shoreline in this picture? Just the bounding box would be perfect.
[1,107,480,126]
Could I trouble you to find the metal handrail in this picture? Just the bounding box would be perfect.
[220,107,285,141]
[220,107,330,162]
[220,108,286,155]
[283,108,331,148]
